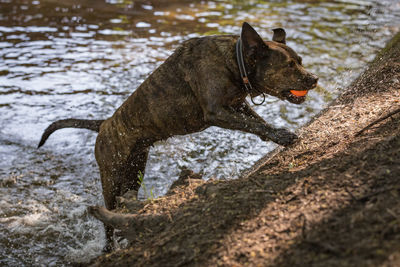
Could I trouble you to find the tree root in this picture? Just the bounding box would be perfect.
[356,107,400,136]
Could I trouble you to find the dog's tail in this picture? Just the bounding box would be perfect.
[38,119,105,148]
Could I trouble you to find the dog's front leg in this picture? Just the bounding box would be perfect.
[205,104,297,146]
[234,100,268,122]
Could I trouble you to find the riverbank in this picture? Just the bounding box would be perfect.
[89,32,400,266]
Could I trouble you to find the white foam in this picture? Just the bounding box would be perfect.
[0,200,12,215]
[65,219,105,263]
[67,205,89,220]
[1,212,51,234]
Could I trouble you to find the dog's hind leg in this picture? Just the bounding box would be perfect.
[96,144,150,251]
[94,133,125,251]
[97,165,121,252]
[88,206,135,230]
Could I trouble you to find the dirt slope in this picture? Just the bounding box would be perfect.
[88,32,400,267]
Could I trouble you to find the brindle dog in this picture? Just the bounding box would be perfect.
[38,22,318,247]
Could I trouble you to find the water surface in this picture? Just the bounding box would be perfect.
[0,0,399,265]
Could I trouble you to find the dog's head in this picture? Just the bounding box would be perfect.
[241,22,318,104]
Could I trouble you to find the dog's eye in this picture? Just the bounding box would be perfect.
[289,60,296,67]
[298,57,303,65]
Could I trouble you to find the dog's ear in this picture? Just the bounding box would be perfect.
[272,28,286,44]
[241,22,266,57]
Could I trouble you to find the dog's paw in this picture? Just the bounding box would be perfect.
[88,205,109,221]
[272,128,298,146]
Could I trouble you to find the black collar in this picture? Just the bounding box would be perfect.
[235,37,253,94]
[235,37,266,105]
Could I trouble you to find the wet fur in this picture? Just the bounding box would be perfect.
[38,22,318,248]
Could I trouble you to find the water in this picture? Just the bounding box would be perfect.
[0,0,399,265]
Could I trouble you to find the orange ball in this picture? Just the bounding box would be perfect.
[290,90,308,97]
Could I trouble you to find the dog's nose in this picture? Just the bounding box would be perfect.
[308,74,318,88]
